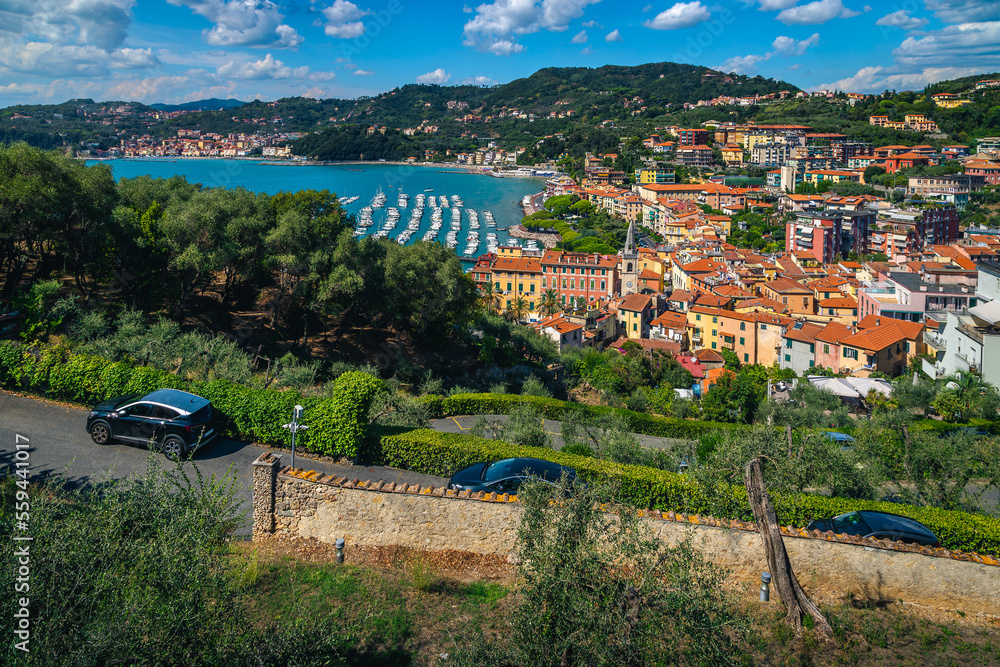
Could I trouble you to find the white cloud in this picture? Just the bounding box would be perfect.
[109,47,159,68]
[715,32,820,74]
[815,65,985,92]
[416,68,451,84]
[0,0,136,51]
[925,1,1000,24]
[718,54,766,74]
[581,46,592,54]
[353,68,374,75]
[776,0,859,25]
[462,0,601,54]
[321,0,369,39]
[643,1,711,30]
[893,21,1000,70]
[605,28,622,41]
[486,38,525,55]
[167,0,303,47]
[216,53,335,81]
[463,75,496,84]
[105,75,191,102]
[304,86,326,98]
[642,3,652,11]
[571,30,588,43]
[582,19,602,27]
[771,32,820,56]
[876,10,927,31]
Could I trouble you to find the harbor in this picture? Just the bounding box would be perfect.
[86,159,546,259]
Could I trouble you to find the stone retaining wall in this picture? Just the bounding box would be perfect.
[253,453,1000,616]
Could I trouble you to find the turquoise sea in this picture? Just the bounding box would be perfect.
[87,159,544,260]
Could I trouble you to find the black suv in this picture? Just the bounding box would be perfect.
[86,389,218,460]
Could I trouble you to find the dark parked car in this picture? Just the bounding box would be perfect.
[807,511,939,547]
[447,457,577,495]
[86,389,219,460]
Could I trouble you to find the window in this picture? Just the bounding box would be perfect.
[590,280,595,290]
[744,353,749,362]
[852,309,857,316]
[808,360,814,368]
[602,269,607,276]
[809,343,815,353]
[696,314,701,321]
[739,337,745,346]
[785,339,792,348]
[843,348,858,359]
[712,316,717,324]
[828,309,835,315]
[529,302,535,310]
[530,284,535,293]
[123,403,152,418]
[633,323,637,331]
[803,297,808,306]
[562,280,567,288]
[506,282,512,291]
[740,322,746,331]
[712,330,717,337]
[823,344,830,354]
[711,342,717,349]
[784,354,791,362]
[760,324,767,331]
[904,341,910,353]
[495,281,500,290]
[601,281,606,290]
[782,297,788,304]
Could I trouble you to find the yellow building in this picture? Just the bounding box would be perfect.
[686,306,722,351]
[721,144,744,165]
[491,249,543,315]
[618,293,653,339]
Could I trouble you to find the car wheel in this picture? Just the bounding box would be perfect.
[162,436,188,462]
[90,421,113,445]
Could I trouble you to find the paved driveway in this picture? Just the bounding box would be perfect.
[0,391,447,535]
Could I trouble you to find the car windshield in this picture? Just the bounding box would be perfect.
[861,512,929,537]
[832,512,872,535]
[482,459,530,483]
[114,394,142,408]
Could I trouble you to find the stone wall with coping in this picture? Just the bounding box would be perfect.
[252,454,1000,616]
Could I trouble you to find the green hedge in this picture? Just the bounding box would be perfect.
[372,427,1000,556]
[0,341,373,459]
[424,393,739,439]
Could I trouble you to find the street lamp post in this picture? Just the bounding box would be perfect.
[282,404,308,469]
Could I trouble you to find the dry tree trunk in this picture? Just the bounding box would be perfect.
[743,456,831,635]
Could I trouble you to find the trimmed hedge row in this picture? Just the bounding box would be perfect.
[423,393,740,439]
[372,427,1000,556]
[0,341,378,459]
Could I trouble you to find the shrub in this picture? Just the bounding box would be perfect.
[306,371,386,458]
[373,428,1000,556]
[430,393,737,439]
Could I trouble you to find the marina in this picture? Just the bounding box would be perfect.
[87,159,544,260]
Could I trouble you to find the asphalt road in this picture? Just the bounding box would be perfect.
[0,391,447,535]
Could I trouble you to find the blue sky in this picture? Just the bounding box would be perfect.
[1,0,998,106]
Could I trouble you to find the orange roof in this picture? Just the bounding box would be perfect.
[619,293,652,312]
[818,296,858,309]
[842,318,923,352]
[783,321,824,344]
[764,277,811,294]
[815,321,854,344]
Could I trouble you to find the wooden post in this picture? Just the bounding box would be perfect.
[744,456,831,635]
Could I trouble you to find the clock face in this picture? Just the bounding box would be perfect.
[626,281,633,288]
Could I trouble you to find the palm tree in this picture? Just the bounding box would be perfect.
[479,283,498,315]
[937,372,1000,421]
[507,296,529,323]
[540,288,560,317]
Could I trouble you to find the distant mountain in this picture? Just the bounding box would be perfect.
[150,98,246,112]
